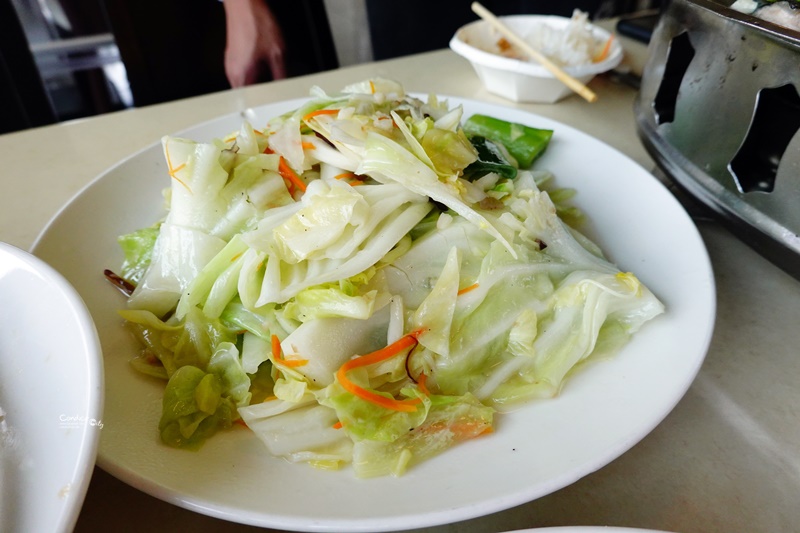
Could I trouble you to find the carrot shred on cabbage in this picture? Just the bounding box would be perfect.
[417,372,431,396]
[262,147,307,193]
[302,108,340,123]
[457,282,479,296]
[271,334,308,368]
[271,334,281,359]
[334,172,357,180]
[164,140,191,192]
[333,172,364,185]
[336,331,424,412]
[277,157,307,193]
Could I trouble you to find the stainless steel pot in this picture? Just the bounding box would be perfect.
[635,0,800,279]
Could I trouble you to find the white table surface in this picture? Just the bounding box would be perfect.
[1,27,799,533]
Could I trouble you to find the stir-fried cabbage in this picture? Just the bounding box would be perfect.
[111,78,664,477]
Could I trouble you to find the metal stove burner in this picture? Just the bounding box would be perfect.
[635,0,800,279]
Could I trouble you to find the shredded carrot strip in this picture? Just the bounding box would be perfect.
[332,421,343,429]
[302,108,340,122]
[417,372,431,396]
[169,163,186,175]
[271,334,281,359]
[262,395,278,403]
[301,141,316,150]
[333,172,364,186]
[230,252,243,262]
[278,157,307,193]
[342,383,420,412]
[270,334,309,367]
[263,149,297,194]
[340,331,423,372]
[254,129,265,137]
[223,136,237,144]
[334,172,358,180]
[276,358,308,368]
[369,80,375,94]
[164,141,191,192]
[336,332,424,412]
[457,282,479,296]
[594,35,614,63]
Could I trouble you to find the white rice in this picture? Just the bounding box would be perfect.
[490,10,604,67]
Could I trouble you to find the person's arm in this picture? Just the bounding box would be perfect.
[223,0,287,87]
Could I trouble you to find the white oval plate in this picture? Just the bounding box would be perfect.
[0,242,103,532]
[32,97,715,532]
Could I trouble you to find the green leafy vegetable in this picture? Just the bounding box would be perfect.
[117,225,159,285]
[463,114,554,167]
[463,136,518,181]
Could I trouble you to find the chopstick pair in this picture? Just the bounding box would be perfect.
[470,1,598,103]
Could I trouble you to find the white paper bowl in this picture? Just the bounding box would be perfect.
[450,15,623,103]
[0,242,103,533]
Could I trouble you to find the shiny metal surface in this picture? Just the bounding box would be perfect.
[635,0,800,278]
